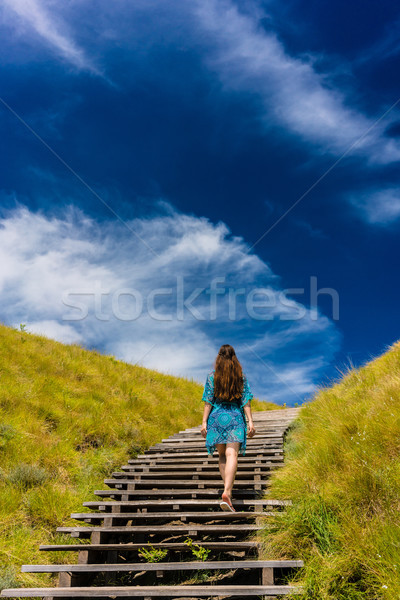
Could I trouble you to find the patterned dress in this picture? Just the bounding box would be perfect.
[201,369,253,456]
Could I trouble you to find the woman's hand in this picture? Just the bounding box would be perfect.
[201,403,211,439]
[247,421,255,438]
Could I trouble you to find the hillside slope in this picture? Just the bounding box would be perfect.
[0,322,274,589]
[260,339,400,600]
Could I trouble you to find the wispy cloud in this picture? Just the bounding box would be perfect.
[348,187,400,225]
[2,0,102,75]
[293,218,328,240]
[0,202,341,405]
[194,0,400,165]
[353,16,400,66]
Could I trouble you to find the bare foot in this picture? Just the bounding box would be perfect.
[220,492,235,512]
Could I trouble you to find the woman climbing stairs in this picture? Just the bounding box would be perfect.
[1,407,304,599]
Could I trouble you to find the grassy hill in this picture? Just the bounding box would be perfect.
[0,322,274,589]
[259,339,400,600]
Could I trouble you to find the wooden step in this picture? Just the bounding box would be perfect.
[103,478,269,489]
[165,432,285,441]
[0,583,303,596]
[170,431,284,438]
[109,470,271,487]
[179,421,296,432]
[147,443,283,452]
[125,460,283,469]
[160,434,283,442]
[145,449,282,457]
[128,458,282,467]
[57,523,260,536]
[82,498,291,511]
[160,437,283,443]
[132,450,283,460]
[128,453,283,461]
[39,541,260,553]
[113,469,277,479]
[138,438,283,458]
[70,511,269,523]
[93,488,266,499]
[128,455,280,463]
[118,461,282,477]
[22,559,304,573]
[121,463,279,472]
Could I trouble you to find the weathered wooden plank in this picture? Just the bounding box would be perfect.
[129,464,279,472]
[114,472,274,482]
[109,477,266,489]
[0,584,303,597]
[70,510,268,521]
[132,449,283,460]
[166,432,285,441]
[103,478,268,488]
[39,541,260,552]
[145,448,281,456]
[57,524,260,534]
[176,421,290,428]
[82,498,291,510]
[94,486,266,495]
[147,442,283,451]
[120,463,279,472]
[160,434,284,442]
[130,456,282,465]
[22,559,304,573]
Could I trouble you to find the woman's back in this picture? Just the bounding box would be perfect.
[200,344,256,511]
[203,368,252,408]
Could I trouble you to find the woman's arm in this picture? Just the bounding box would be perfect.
[201,403,212,438]
[243,402,255,437]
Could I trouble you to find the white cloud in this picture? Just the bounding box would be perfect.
[2,0,102,75]
[194,0,400,165]
[349,187,400,225]
[20,319,84,344]
[0,202,341,405]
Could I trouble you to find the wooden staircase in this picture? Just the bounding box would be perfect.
[1,407,303,599]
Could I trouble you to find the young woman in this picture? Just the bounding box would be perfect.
[201,344,255,512]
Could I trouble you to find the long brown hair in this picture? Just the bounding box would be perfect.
[214,344,244,401]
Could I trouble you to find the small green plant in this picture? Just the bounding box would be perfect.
[0,565,21,589]
[179,570,213,585]
[138,545,168,562]
[0,423,17,447]
[7,463,49,489]
[19,323,28,342]
[184,537,211,561]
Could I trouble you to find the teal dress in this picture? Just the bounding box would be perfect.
[201,370,253,456]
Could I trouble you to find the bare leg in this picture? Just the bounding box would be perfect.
[216,444,226,483]
[221,442,240,510]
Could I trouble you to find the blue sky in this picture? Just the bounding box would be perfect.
[1,0,400,405]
